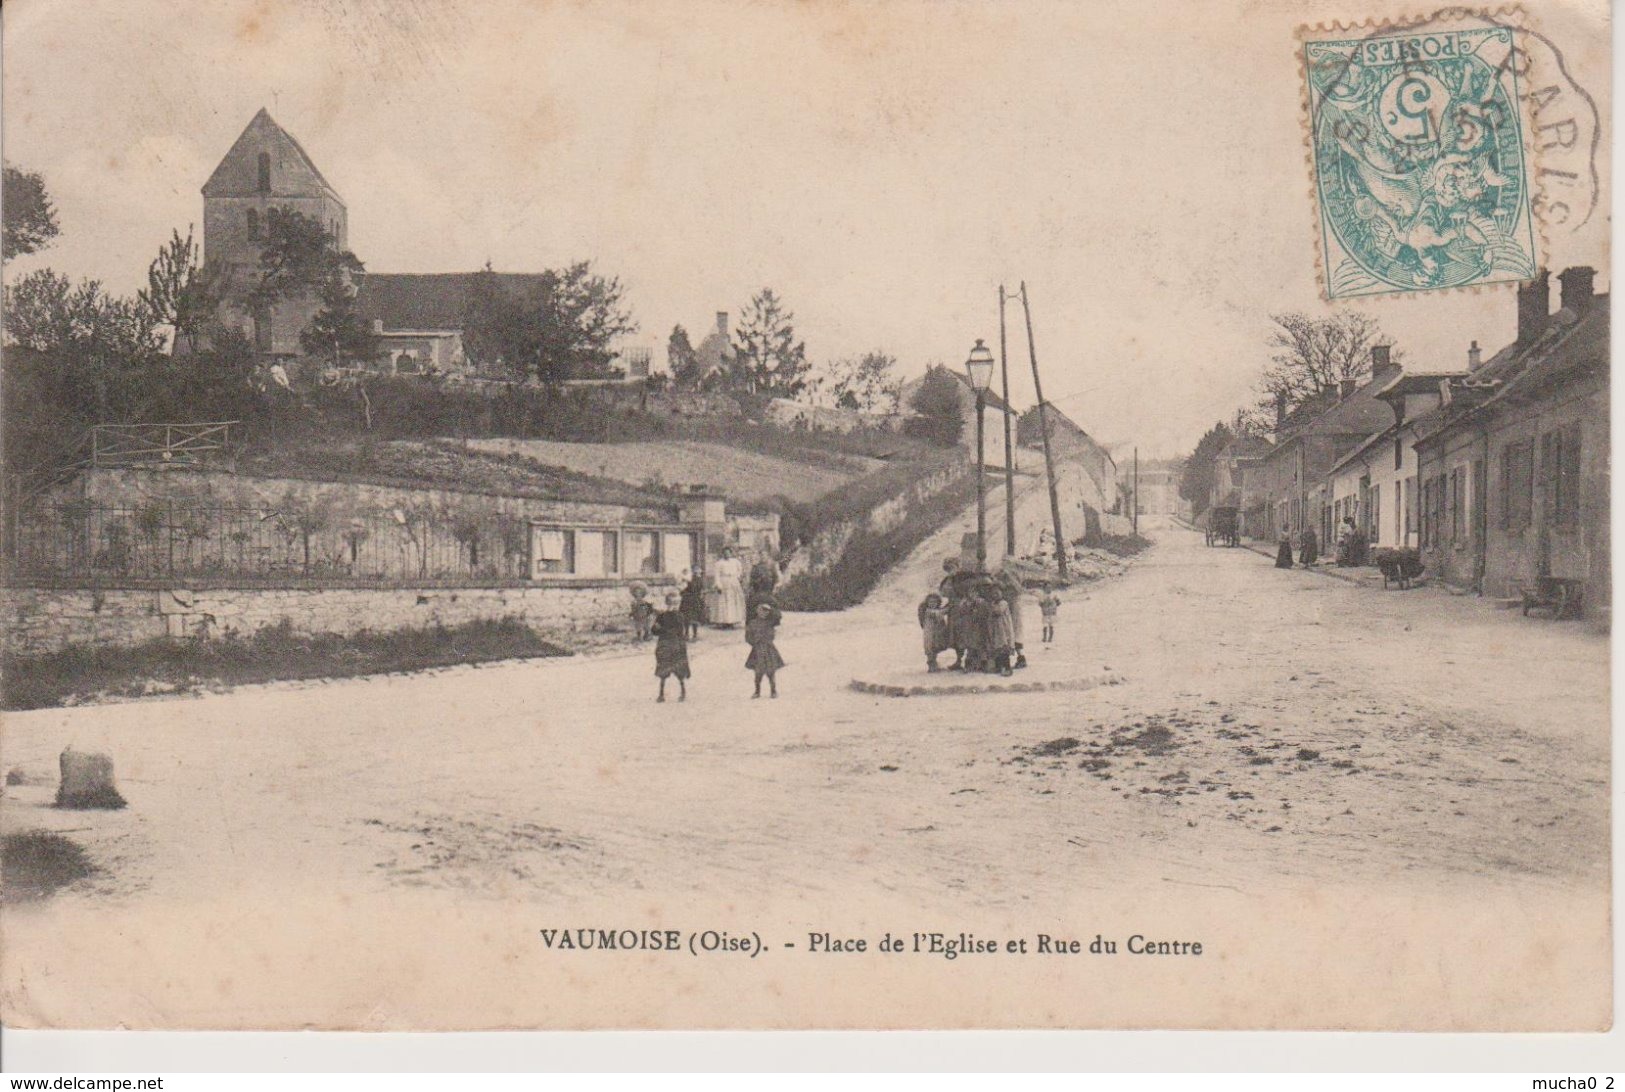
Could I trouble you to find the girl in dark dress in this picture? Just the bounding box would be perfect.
[679,570,705,639]
[743,600,785,698]
[652,591,690,702]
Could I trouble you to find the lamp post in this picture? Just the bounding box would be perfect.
[965,339,996,572]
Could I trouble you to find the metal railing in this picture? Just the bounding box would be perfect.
[8,501,535,586]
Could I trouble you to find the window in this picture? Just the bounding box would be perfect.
[532,528,575,575]
[1370,485,1381,545]
[257,151,271,193]
[1500,439,1534,530]
[1449,466,1466,542]
[664,532,696,575]
[1542,423,1583,529]
[625,531,660,575]
[246,208,259,236]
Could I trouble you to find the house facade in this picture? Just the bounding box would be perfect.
[1255,349,1401,542]
[898,365,1020,471]
[1209,436,1272,536]
[1413,268,1608,625]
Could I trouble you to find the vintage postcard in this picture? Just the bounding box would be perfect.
[0,0,1610,1031]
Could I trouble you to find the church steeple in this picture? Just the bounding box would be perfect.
[201,109,348,355]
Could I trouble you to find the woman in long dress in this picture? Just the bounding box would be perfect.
[711,547,747,627]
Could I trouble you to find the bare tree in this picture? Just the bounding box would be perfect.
[1256,311,1399,420]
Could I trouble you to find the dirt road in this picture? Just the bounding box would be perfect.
[3,520,1607,908]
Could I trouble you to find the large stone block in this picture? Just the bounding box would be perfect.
[56,747,127,810]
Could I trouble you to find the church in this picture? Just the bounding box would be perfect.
[203,109,646,379]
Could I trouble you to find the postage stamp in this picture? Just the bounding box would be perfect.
[1300,16,1540,299]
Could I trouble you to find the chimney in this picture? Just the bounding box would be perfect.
[1559,266,1596,313]
[715,311,729,339]
[1274,390,1288,432]
[1370,344,1391,372]
[1467,340,1481,370]
[1517,269,1550,343]
[1339,378,1358,399]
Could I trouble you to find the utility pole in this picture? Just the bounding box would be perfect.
[1133,446,1140,539]
[1019,282,1068,579]
[997,286,1016,558]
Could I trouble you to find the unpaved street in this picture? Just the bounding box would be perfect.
[3,519,1608,910]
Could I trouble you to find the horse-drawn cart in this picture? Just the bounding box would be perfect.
[1204,506,1239,547]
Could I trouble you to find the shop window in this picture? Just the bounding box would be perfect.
[625,531,660,575]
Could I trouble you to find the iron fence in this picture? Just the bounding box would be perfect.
[8,501,537,586]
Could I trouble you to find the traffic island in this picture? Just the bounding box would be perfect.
[849,670,1125,698]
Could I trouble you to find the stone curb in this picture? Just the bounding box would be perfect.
[848,673,1126,698]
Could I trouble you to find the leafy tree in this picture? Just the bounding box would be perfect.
[667,324,704,389]
[249,207,363,310]
[139,227,226,356]
[731,288,809,397]
[819,350,900,411]
[462,261,635,383]
[300,272,377,368]
[1178,421,1235,515]
[3,164,60,260]
[903,366,964,446]
[1256,311,1397,420]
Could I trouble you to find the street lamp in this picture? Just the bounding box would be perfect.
[965,339,995,571]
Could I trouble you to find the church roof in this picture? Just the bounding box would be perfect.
[355,272,553,332]
[202,108,344,203]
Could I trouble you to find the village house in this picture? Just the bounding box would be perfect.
[897,364,1021,471]
[1411,268,1608,626]
[1254,347,1402,543]
[1209,435,1273,537]
[1324,367,1464,553]
[1015,405,1118,518]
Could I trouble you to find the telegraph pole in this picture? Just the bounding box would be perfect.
[1019,283,1068,579]
[997,286,1016,558]
[1133,447,1140,539]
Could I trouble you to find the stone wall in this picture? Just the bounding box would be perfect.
[2,578,674,656]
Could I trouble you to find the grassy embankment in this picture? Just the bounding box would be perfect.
[2,617,568,711]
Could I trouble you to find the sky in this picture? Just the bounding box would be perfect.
[3,0,1610,457]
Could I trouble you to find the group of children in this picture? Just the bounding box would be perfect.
[626,555,1067,702]
[630,583,785,703]
[918,561,1063,676]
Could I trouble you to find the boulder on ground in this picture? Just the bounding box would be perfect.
[55,748,126,810]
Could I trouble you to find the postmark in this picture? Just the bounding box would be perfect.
[1300,16,1539,298]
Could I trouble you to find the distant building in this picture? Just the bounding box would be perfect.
[1254,347,1402,541]
[690,312,736,385]
[897,364,1020,471]
[1017,406,1118,515]
[1210,436,1272,536]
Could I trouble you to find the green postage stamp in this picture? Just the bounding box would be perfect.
[1300,16,1539,299]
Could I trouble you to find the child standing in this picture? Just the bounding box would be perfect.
[982,582,1016,676]
[679,569,705,640]
[629,584,655,641]
[651,591,689,702]
[743,600,785,698]
[917,591,950,672]
[1038,584,1061,643]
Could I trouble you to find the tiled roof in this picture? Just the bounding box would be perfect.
[355,272,553,332]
